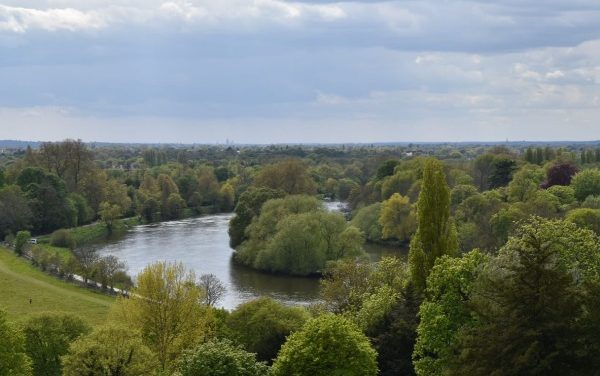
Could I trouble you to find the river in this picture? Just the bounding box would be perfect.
[96,203,404,310]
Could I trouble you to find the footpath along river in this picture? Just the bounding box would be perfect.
[96,202,403,309]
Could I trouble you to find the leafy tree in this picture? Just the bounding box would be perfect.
[376,160,400,180]
[199,273,226,307]
[379,193,416,242]
[95,255,127,291]
[572,168,600,201]
[507,164,544,202]
[488,157,517,189]
[453,218,600,376]
[228,187,285,248]
[409,158,458,291]
[15,230,31,256]
[582,195,600,209]
[566,208,600,235]
[381,170,415,199]
[450,184,478,208]
[164,193,186,220]
[371,283,421,376]
[254,159,316,195]
[413,250,489,376]
[73,247,98,285]
[99,201,123,231]
[111,261,211,370]
[271,314,378,376]
[542,162,578,188]
[68,193,94,225]
[17,168,77,233]
[104,179,132,216]
[227,297,309,362]
[62,325,157,376]
[23,313,90,376]
[236,196,363,275]
[0,185,32,237]
[178,339,268,376]
[320,258,373,313]
[0,309,32,376]
[219,183,235,211]
[546,185,576,206]
[351,203,383,242]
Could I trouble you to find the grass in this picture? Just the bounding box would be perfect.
[0,247,114,325]
[38,217,141,247]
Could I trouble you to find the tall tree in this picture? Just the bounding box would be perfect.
[409,158,458,291]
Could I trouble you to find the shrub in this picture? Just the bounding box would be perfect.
[50,229,77,249]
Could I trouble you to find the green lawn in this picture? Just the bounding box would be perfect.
[0,247,114,325]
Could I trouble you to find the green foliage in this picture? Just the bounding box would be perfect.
[507,164,544,202]
[271,314,378,376]
[254,159,316,195]
[381,170,416,199]
[409,158,458,291]
[23,313,90,376]
[378,193,416,242]
[62,325,158,376]
[236,196,365,275]
[450,184,478,208]
[566,208,600,235]
[376,160,400,180]
[226,297,309,362]
[453,218,600,375]
[178,339,269,376]
[0,309,32,376]
[50,229,76,250]
[0,185,32,237]
[572,168,600,202]
[15,230,31,255]
[488,157,517,189]
[581,195,600,209]
[68,193,94,226]
[546,185,576,206]
[228,187,285,248]
[110,261,211,370]
[413,250,489,376]
[351,203,383,242]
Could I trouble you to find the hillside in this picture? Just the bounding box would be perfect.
[0,248,114,325]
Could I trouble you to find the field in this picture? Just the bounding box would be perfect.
[0,247,114,325]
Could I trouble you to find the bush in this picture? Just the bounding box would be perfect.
[50,229,77,249]
[14,230,31,256]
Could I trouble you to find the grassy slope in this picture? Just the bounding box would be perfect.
[0,247,113,325]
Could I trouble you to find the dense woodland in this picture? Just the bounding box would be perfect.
[3,140,600,375]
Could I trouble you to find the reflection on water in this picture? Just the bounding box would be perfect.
[94,203,408,310]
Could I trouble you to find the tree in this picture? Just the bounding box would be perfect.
[450,184,478,208]
[507,165,544,202]
[572,169,600,202]
[99,201,123,231]
[379,193,416,242]
[95,255,127,291]
[271,314,378,376]
[111,261,210,370]
[178,339,268,376]
[566,208,600,235]
[0,309,32,376]
[320,258,373,313]
[62,325,157,376]
[488,157,517,188]
[473,154,495,190]
[0,185,32,237]
[50,229,76,249]
[409,158,458,291]
[542,162,578,188]
[376,160,400,180]
[254,159,316,195]
[228,187,285,248]
[164,193,186,220]
[413,250,489,376]
[351,203,383,243]
[227,297,309,363]
[199,273,226,307]
[453,218,600,376]
[23,313,90,376]
[73,247,99,285]
[14,230,31,256]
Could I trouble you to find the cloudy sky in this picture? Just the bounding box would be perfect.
[0,0,599,143]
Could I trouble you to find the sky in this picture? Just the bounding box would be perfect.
[0,0,599,143]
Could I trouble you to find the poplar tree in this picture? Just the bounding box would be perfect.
[408,158,458,291]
